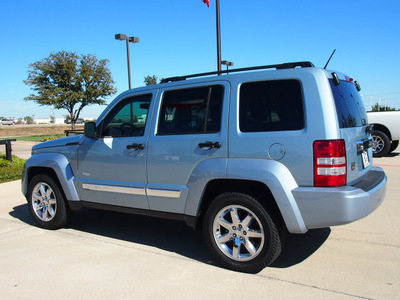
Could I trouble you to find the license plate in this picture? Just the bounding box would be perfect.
[362,151,370,169]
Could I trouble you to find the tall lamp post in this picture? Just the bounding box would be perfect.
[216,0,221,74]
[221,60,233,74]
[202,0,222,74]
[115,33,140,89]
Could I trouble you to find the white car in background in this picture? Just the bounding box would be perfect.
[0,119,15,126]
[367,111,400,156]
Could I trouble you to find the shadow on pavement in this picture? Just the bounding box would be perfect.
[10,204,214,266]
[386,152,399,158]
[271,228,331,268]
[10,204,330,269]
[10,203,36,226]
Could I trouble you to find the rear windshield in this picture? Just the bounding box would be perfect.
[330,80,367,128]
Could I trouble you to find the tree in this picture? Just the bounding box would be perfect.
[371,102,397,112]
[144,75,158,86]
[24,51,117,129]
[24,116,34,124]
[144,75,165,86]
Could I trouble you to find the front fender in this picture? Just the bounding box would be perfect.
[22,153,79,201]
[226,158,307,233]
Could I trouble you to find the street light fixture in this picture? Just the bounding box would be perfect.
[221,60,234,74]
[115,33,140,89]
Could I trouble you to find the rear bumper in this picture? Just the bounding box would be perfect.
[292,167,387,230]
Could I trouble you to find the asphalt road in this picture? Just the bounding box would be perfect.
[0,146,399,299]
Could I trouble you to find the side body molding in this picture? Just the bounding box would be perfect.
[226,158,307,233]
[22,152,80,201]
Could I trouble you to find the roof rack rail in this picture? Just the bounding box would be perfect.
[160,61,314,83]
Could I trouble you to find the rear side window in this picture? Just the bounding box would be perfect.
[330,80,367,128]
[157,85,223,135]
[239,80,304,132]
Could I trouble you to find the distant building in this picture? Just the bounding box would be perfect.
[32,117,95,124]
[33,118,65,124]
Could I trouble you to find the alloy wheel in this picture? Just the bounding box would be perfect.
[212,205,265,262]
[31,182,57,222]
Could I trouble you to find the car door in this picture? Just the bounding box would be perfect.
[146,82,229,213]
[76,93,154,209]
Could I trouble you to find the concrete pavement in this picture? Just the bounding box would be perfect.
[0,140,38,159]
[0,152,399,299]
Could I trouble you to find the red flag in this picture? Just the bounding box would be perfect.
[202,0,210,7]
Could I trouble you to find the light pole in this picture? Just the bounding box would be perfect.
[115,33,140,89]
[221,60,233,74]
[216,0,222,75]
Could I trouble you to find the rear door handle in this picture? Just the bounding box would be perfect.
[198,141,221,149]
[126,143,145,150]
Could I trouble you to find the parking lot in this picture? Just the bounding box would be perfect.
[0,148,399,299]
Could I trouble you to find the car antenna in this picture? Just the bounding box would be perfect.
[324,49,336,69]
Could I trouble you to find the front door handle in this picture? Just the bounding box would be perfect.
[198,141,221,149]
[126,143,145,150]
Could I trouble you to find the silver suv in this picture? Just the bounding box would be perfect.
[22,61,387,273]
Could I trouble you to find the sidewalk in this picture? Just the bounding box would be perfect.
[0,140,38,159]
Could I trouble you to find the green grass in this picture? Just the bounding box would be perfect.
[15,134,65,142]
[0,135,65,142]
[0,155,27,183]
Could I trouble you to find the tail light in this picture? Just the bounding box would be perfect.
[314,139,347,187]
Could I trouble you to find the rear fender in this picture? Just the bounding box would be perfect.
[226,158,307,233]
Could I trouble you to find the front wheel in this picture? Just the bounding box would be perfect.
[203,192,282,273]
[27,174,70,230]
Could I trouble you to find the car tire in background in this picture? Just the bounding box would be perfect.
[371,130,390,157]
[389,140,399,153]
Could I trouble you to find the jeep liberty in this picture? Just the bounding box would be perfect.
[22,62,387,273]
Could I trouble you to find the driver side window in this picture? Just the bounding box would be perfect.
[101,94,152,137]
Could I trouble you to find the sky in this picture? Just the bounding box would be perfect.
[1,0,399,120]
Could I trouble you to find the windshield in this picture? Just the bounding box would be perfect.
[330,80,367,128]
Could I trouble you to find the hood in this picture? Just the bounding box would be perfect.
[33,134,84,150]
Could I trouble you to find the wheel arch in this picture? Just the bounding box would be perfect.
[196,179,284,229]
[371,124,392,141]
[186,158,308,233]
[22,153,79,202]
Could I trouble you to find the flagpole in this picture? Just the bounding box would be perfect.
[216,0,222,75]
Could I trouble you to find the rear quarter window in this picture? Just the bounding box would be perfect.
[330,80,367,128]
[239,79,304,132]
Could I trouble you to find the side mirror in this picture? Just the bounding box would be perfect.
[84,122,97,139]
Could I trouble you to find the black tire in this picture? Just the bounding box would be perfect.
[389,140,399,153]
[372,130,390,157]
[27,174,70,230]
[203,192,282,273]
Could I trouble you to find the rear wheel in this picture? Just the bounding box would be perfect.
[203,192,282,273]
[27,174,70,230]
[372,130,390,157]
